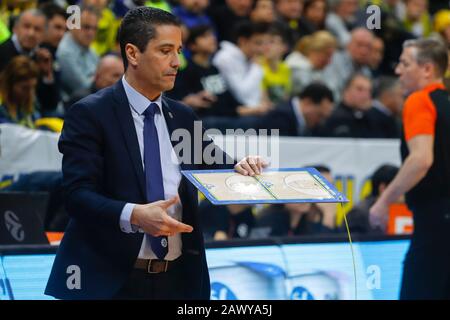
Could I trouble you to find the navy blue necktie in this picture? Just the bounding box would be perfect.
[143,103,168,260]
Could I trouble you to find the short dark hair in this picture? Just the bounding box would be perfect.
[186,25,213,48]
[39,2,67,21]
[232,21,270,44]
[299,82,334,104]
[118,7,181,69]
[371,164,399,197]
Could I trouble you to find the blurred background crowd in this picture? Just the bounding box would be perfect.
[1,0,449,241]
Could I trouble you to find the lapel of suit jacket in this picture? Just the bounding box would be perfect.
[112,81,146,199]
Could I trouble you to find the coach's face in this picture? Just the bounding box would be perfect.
[133,25,182,96]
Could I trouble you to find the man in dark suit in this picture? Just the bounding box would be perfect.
[259,82,334,136]
[45,7,266,300]
[367,76,403,139]
[322,73,375,138]
[0,10,45,71]
[0,9,61,115]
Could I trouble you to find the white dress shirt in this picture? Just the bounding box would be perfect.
[212,41,264,106]
[119,76,182,261]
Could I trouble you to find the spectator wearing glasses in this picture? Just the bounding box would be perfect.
[56,5,100,98]
[324,27,374,101]
[82,0,120,56]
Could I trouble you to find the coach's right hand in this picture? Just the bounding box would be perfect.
[130,196,193,236]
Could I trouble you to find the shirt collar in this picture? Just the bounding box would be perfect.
[11,34,23,53]
[122,75,163,115]
[422,82,446,93]
[11,34,35,55]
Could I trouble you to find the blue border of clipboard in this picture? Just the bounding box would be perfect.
[181,167,349,205]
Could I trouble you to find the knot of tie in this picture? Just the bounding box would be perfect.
[143,103,159,119]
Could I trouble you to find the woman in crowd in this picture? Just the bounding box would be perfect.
[285,30,337,95]
[0,56,41,128]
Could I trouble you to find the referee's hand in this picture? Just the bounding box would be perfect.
[369,199,389,232]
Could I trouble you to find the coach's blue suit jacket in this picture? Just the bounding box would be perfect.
[45,80,233,300]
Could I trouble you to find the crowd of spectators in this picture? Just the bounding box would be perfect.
[1,0,449,237]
